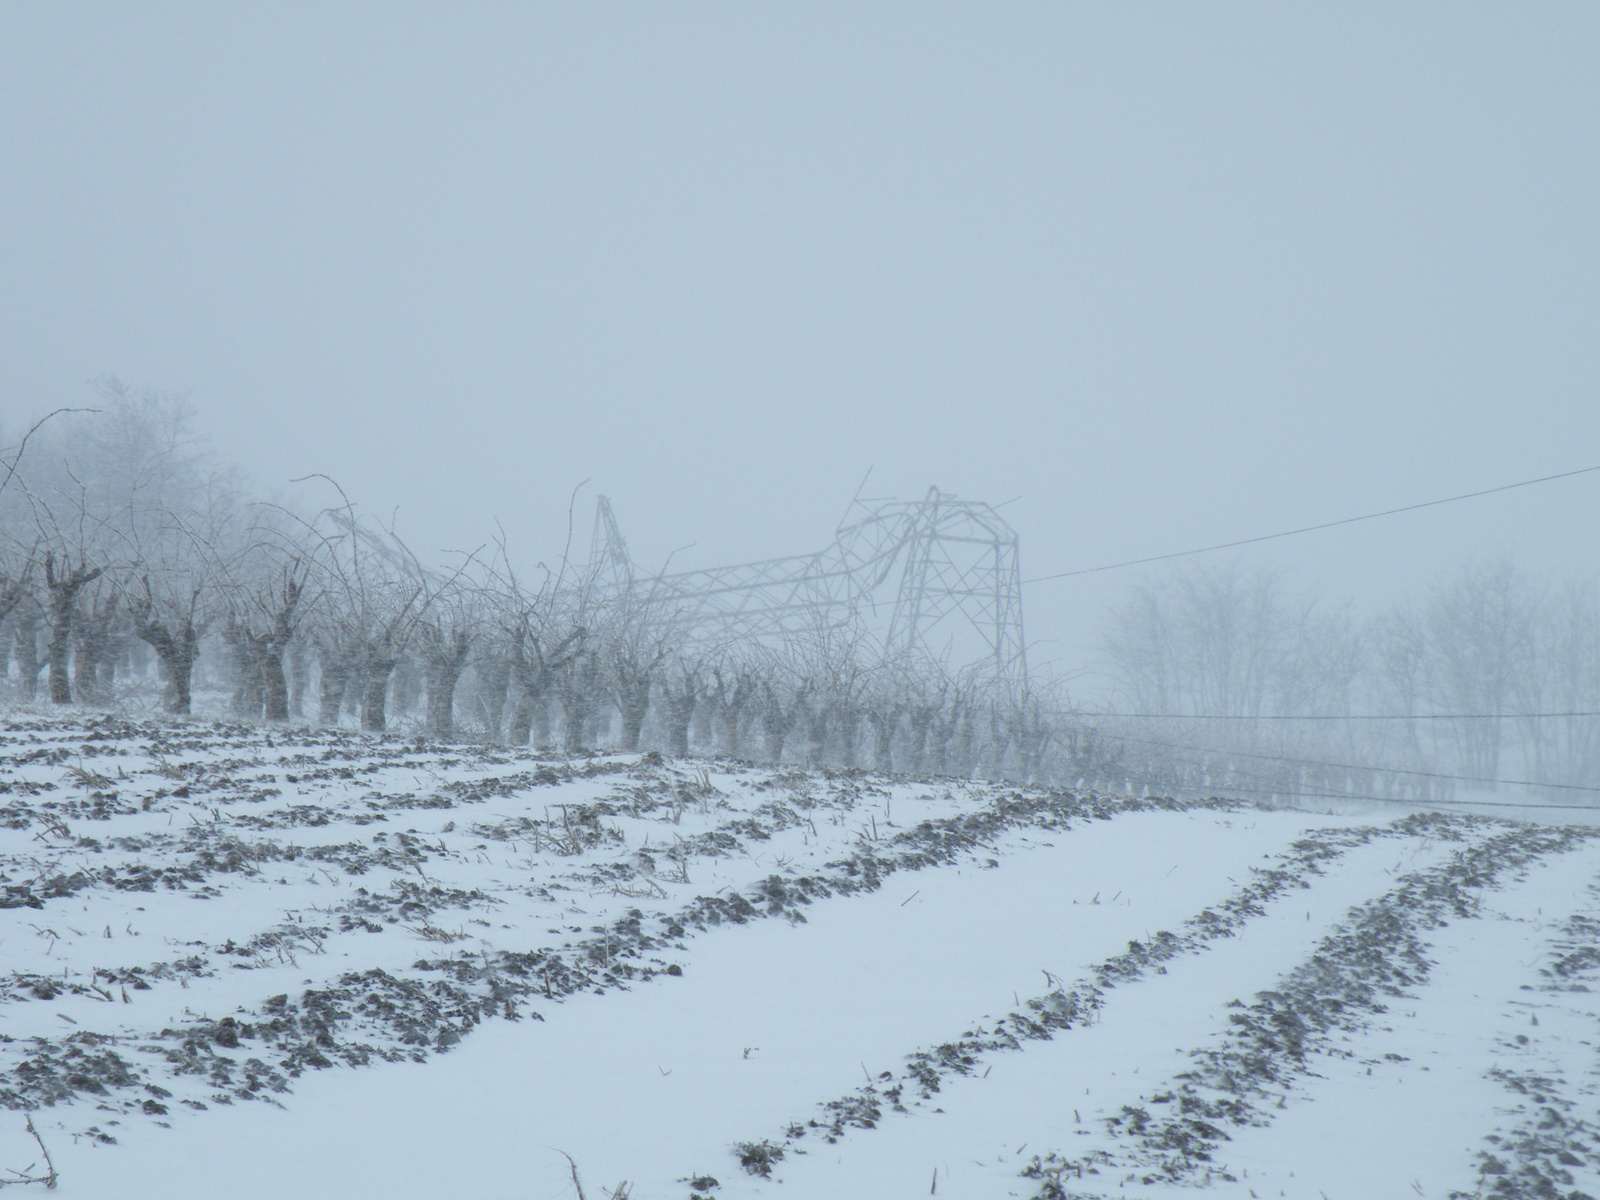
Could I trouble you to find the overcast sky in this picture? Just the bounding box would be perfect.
[3,3,1596,693]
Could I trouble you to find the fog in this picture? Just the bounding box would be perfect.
[3,3,1597,703]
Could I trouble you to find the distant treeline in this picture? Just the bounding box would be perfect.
[1095,558,1600,803]
[2,389,1592,804]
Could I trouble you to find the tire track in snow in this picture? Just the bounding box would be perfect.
[1127,827,1600,1199]
[1021,820,1598,1198]
[34,808,1364,1200]
[707,813,1480,1197]
[1449,874,1600,1200]
[0,712,1254,1133]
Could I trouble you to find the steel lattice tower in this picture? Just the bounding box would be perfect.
[587,488,1027,696]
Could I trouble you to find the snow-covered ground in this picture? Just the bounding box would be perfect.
[2,714,1597,1199]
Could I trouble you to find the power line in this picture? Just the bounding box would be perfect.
[1091,711,1600,721]
[1111,730,1600,794]
[1024,463,1600,585]
[1111,733,1600,811]
[1133,741,1600,811]
[1186,780,1600,814]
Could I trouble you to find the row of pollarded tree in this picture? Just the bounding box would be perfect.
[0,391,1095,786]
[21,392,1596,803]
[0,537,1081,783]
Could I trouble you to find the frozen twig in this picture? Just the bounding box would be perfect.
[0,1115,59,1189]
[556,1149,587,1200]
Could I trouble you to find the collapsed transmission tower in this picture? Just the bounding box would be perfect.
[588,488,1028,695]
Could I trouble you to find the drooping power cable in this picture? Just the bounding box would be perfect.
[1092,711,1600,721]
[1110,730,1600,795]
[1024,463,1600,585]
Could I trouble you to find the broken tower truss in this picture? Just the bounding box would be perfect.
[587,488,1027,694]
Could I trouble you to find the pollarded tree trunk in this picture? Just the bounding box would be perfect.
[46,617,72,703]
[559,651,601,752]
[362,645,397,732]
[317,642,355,726]
[0,571,29,630]
[908,707,936,774]
[762,709,789,763]
[71,594,119,705]
[924,722,949,776]
[421,627,470,741]
[132,591,201,717]
[836,705,861,770]
[286,642,308,719]
[72,627,96,703]
[560,696,584,751]
[253,575,304,723]
[804,700,830,765]
[759,681,807,764]
[156,635,196,714]
[606,638,666,755]
[659,671,699,758]
[710,669,755,759]
[507,684,540,747]
[507,688,555,749]
[45,554,103,705]
[475,654,511,741]
[533,692,554,748]
[587,704,610,749]
[95,643,120,702]
[13,606,41,701]
[3,623,16,691]
[392,656,422,722]
[665,698,694,756]
[867,708,897,773]
[720,700,746,758]
[616,676,652,752]
[508,626,582,748]
[668,702,693,756]
[512,678,563,752]
[225,621,265,718]
[261,655,290,723]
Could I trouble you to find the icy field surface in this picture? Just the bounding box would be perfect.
[1,715,1598,1199]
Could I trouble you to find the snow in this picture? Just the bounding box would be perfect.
[3,714,1598,1199]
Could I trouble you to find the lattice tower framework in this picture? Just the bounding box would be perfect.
[587,488,1027,696]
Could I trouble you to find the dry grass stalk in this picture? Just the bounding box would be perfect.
[0,1115,58,1189]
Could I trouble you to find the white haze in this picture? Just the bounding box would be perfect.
[2,3,1597,697]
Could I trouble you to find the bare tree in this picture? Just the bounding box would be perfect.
[557,647,603,751]
[43,551,103,703]
[311,628,360,726]
[508,618,585,747]
[1518,578,1600,791]
[129,575,206,714]
[243,567,307,722]
[656,657,705,757]
[605,624,668,754]
[1417,561,1532,785]
[299,494,428,733]
[71,583,121,704]
[8,593,43,700]
[756,664,809,765]
[0,555,33,628]
[862,676,903,773]
[470,643,513,740]
[417,606,473,741]
[706,659,758,758]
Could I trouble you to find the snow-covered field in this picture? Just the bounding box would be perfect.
[1,714,1597,1199]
